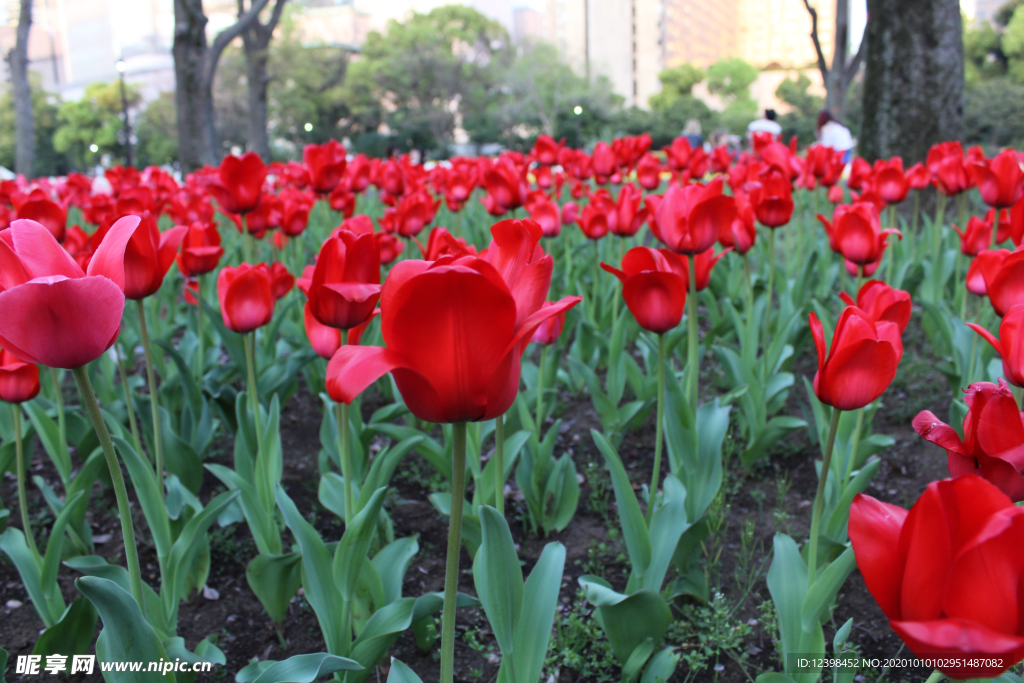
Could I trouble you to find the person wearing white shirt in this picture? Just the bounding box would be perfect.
[816,110,856,162]
[747,109,782,141]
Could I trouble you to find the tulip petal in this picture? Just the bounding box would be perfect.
[325,344,417,405]
[0,276,125,369]
[157,225,188,277]
[889,618,1024,678]
[621,272,687,334]
[87,215,143,291]
[849,493,907,620]
[304,301,342,360]
[9,219,84,280]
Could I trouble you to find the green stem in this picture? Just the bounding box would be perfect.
[808,407,841,587]
[842,408,865,488]
[886,205,896,282]
[14,407,37,556]
[612,237,624,322]
[494,414,505,515]
[49,368,70,489]
[911,191,920,246]
[645,334,665,526]
[923,670,944,683]
[563,230,572,296]
[136,300,163,481]
[115,343,144,462]
[687,254,699,412]
[993,207,1002,249]
[72,366,146,614]
[966,331,979,387]
[338,331,353,522]
[242,214,254,264]
[763,229,776,381]
[932,192,946,274]
[534,345,548,452]
[591,239,600,323]
[440,422,468,683]
[196,274,205,381]
[243,332,268,514]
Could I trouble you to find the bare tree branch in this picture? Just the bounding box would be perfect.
[843,18,869,81]
[802,0,830,84]
[204,0,273,84]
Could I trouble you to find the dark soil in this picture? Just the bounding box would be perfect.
[0,310,957,683]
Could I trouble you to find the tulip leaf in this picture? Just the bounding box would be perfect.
[23,399,72,486]
[76,576,175,682]
[642,474,688,592]
[641,647,681,683]
[31,595,97,660]
[235,653,362,683]
[578,576,671,665]
[622,638,655,683]
[473,505,523,657]
[113,436,172,563]
[334,487,388,601]
[496,542,566,683]
[372,537,418,606]
[801,547,856,633]
[246,552,302,624]
[276,485,345,654]
[590,429,651,579]
[386,659,424,683]
[205,463,277,556]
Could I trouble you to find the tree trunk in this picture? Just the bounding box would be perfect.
[241,0,287,162]
[174,0,217,170]
[828,0,849,118]
[860,0,963,163]
[7,0,33,178]
[173,0,274,171]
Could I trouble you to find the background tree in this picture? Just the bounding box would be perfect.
[342,5,510,156]
[53,82,142,169]
[706,57,759,132]
[6,0,33,177]
[0,74,67,176]
[648,63,705,110]
[775,72,825,143]
[136,92,179,167]
[1002,4,1024,81]
[172,0,273,171]
[240,0,288,161]
[860,0,963,162]
[802,0,867,120]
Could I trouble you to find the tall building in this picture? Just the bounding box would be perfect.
[973,0,1004,22]
[736,0,833,68]
[663,0,737,68]
[512,5,545,43]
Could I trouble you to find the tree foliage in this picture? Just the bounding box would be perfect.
[0,73,67,176]
[53,81,141,170]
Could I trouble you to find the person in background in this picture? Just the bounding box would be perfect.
[683,119,703,149]
[817,109,856,163]
[747,109,782,141]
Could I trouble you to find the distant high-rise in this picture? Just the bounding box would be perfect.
[663,0,737,68]
[737,0,834,68]
[974,0,1004,22]
[512,5,545,43]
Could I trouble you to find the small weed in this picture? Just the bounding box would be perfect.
[669,591,754,683]
[545,589,617,683]
[773,472,793,536]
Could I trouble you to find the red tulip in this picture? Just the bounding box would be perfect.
[217,263,275,334]
[481,157,528,215]
[176,221,223,277]
[561,201,578,226]
[0,217,139,368]
[339,215,375,236]
[968,149,1024,209]
[532,135,564,166]
[662,137,692,171]
[415,227,476,261]
[874,157,910,204]
[611,184,649,237]
[636,154,661,190]
[328,185,356,218]
[269,262,294,300]
[300,230,381,331]
[304,141,347,194]
[976,247,1024,315]
[838,279,912,333]
[968,307,1024,387]
[526,196,561,237]
[345,154,372,193]
[749,169,794,228]
[280,188,314,237]
[377,159,405,198]
[601,247,687,333]
[89,213,186,300]
[821,202,901,269]
[325,221,581,422]
[809,305,903,410]
[906,162,930,190]
[827,184,844,203]
[966,255,989,296]
[304,302,378,360]
[576,202,609,241]
[647,179,736,255]
[380,190,440,238]
[207,152,266,215]
[530,302,566,345]
[710,145,732,174]
[927,141,970,196]
[240,193,281,238]
[0,348,40,403]
[16,195,66,242]
[591,142,617,182]
[376,233,404,265]
[954,212,1008,256]
[850,475,1024,677]
[718,191,756,254]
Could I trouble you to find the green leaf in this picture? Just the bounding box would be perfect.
[236,653,363,683]
[113,436,172,564]
[590,430,651,579]
[497,542,565,683]
[0,646,6,683]
[205,463,278,556]
[642,474,688,592]
[31,595,97,658]
[372,538,418,605]
[386,659,424,683]
[76,576,175,682]
[577,576,671,665]
[473,505,523,657]
[334,488,388,601]
[622,638,655,683]
[276,485,345,654]
[23,400,71,486]
[801,547,856,632]
[164,490,240,614]
[246,553,302,624]
[767,534,807,667]
[641,647,680,683]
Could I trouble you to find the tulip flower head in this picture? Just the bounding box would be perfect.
[749,169,794,228]
[647,178,737,255]
[968,306,1024,387]
[0,217,139,368]
[207,152,267,215]
[325,219,581,422]
[838,279,912,333]
[975,247,1024,315]
[850,475,1024,677]
[304,140,348,195]
[176,221,224,277]
[300,230,382,331]
[531,301,567,345]
[0,348,40,404]
[809,305,903,410]
[217,262,276,334]
[600,247,687,334]
[968,149,1024,209]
